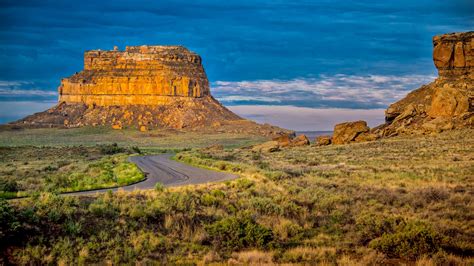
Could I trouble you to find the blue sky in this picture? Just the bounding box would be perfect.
[0,0,472,130]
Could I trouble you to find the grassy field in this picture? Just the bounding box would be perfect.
[1,129,472,264]
[0,126,266,149]
[0,145,144,198]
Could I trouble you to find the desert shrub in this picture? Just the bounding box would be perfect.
[263,170,289,181]
[99,143,125,155]
[235,178,254,190]
[249,197,282,216]
[43,165,59,172]
[33,193,78,223]
[131,146,142,154]
[206,215,274,252]
[369,221,443,259]
[64,220,82,236]
[154,182,164,192]
[0,199,20,240]
[0,178,19,192]
[355,213,405,245]
[88,198,118,219]
[201,193,219,207]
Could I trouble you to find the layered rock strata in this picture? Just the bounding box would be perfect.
[59,46,210,106]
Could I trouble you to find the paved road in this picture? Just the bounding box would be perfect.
[65,154,237,196]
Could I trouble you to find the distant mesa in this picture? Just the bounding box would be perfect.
[12,45,289,136]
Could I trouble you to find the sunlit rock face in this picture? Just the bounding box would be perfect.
[378,31,473,136]
[433,32,474,80]
[59,46,210,106]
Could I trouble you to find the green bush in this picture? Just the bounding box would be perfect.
[369,221,443,259]
[205,215,274,252]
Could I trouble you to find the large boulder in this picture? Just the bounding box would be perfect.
[332,121,370,145]
[291,135,310,146]
[315,135,332,146]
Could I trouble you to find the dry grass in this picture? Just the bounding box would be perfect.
[1,129,473,264]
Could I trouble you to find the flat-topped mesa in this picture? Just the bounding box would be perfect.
[433,31,474,80]
[59,45,211,106]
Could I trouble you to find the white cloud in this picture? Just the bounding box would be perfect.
[0,80,57,97]
[212,74,435,108]
[228,105,386,131]
[0,88,57,96]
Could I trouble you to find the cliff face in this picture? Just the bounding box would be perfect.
[14,45,290,136]
[59,46,210,106]
[433,32,474,80]
[378,31,473,136]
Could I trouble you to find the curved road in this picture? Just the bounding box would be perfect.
[65,154,237,196]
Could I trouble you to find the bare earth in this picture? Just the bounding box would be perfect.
[65,154,237,196]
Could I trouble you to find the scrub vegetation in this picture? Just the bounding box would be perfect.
[0,129,473,264]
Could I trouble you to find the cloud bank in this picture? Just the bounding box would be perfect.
[213,74,435,109]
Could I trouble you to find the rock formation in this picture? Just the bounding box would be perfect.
[13,45,290,136]
[377,31,473,136]
[317,31,472,146]
[59,46,210,106]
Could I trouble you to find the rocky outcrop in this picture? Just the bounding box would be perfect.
[12,45,291,136]
[377,31,473,136]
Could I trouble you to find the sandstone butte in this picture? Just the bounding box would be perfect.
[324,31,473,145]
[13,45,289,136]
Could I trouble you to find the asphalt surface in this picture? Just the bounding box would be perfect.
[64,154,237,196]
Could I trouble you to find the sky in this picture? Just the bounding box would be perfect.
[0,0,472,130]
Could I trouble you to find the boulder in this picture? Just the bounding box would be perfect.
[332,121,370,145]
[291,134,310,146]
[252,141,280,153]
[272,134,292,147]
[315,135,332,146]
